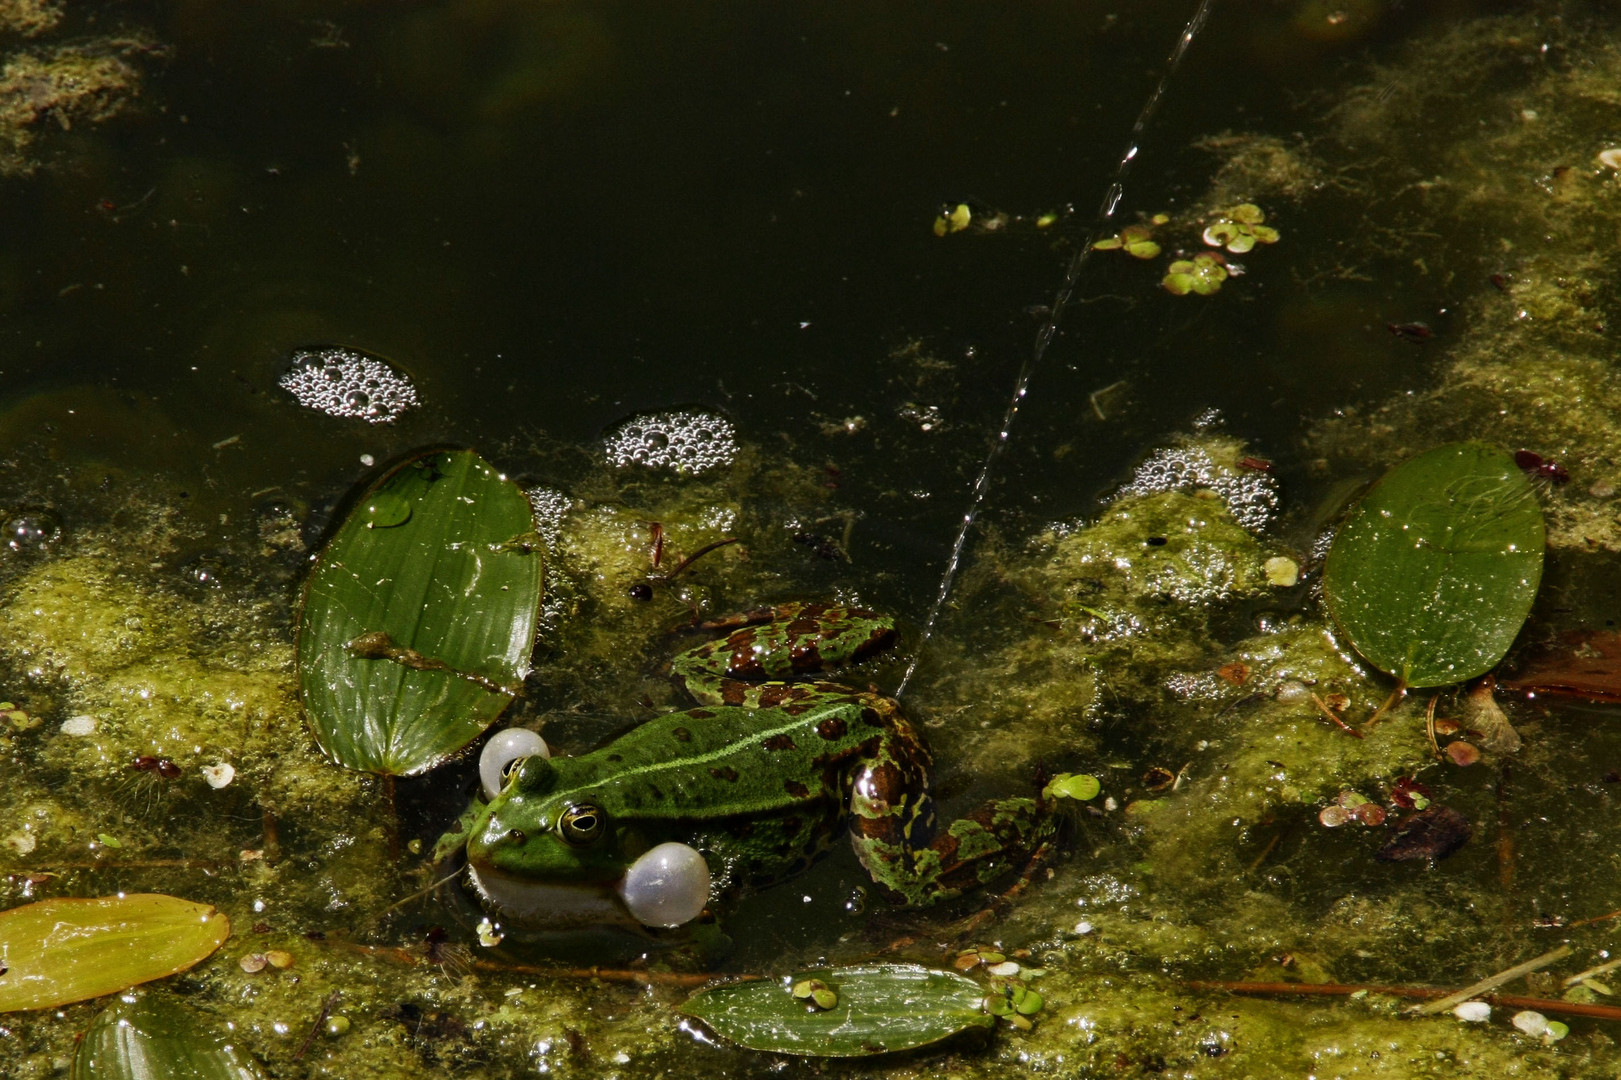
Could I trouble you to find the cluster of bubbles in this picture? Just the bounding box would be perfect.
[1117,445,1278,531]
[1162,670,1229,702]
[278,347,419,424]
[1142,541,1246,605]
[602,409,737,475]
[525,486,573,548]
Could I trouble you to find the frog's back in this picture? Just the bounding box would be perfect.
[549,695,893,894]
[554,696,884,820]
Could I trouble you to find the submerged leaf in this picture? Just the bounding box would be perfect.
[1502,630,1621,703]
[74,992,268,1080]
[298,448,544,775]
[1323,442,1544,688]
[0,895,230,1012]
[680,964,993,1056]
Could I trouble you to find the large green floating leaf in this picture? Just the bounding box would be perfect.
[298,448,544,775]
[0,894,231,1012]
[679,963,994,1057]
[1323,442,1544,688]
[75,992,268,1080]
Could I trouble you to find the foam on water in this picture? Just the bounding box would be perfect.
[278,347,419,424]
[602,409,736,474]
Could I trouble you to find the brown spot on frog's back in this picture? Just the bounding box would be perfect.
[672,727,692,742]
[709,766,739,782]
[817,717,848,740]
[763,733,797,752]
[784,779,811,798]
[860,707,884,729]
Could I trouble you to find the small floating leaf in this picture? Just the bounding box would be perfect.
[1323,442,1544,688]
[681,964,993,1057]
[1044,773,1101,801]
[0,894,231,1012]
[74,992,269,1080]
[297,448,544,775]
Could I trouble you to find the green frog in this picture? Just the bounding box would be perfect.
[450,603,1054,931]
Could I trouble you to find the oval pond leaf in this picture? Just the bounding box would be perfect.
[0,894,231,1012]
[75,992,268,1080]
[298,448,544,775]
[1323,442,1543,688]
[680,963,993,1057]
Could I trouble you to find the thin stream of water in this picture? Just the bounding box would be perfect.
[897,0,1219,696]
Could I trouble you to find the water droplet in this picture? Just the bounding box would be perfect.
[364,491,412,528]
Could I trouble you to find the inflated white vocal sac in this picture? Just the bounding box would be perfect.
[479,728,550,799]
[616,842,712,927]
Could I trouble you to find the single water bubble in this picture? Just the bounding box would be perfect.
[5,508,61,553]
[344,390,370,409]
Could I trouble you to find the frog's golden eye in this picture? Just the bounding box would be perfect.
[559,804,605,845]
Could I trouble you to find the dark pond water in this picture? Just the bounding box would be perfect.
[1,0,1479,597]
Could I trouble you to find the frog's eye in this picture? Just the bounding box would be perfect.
[480,728,550,800]
[559,804,605,845]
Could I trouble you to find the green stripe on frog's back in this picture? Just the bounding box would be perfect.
[546,697,885,821]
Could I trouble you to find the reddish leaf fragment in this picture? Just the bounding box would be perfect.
[1445,741,1481,766]
[1389,776,1432,810]
[1502,630,1621,703]
[1514,449,1570,485]
[1216,662,1251,686]
[1238,457,1273,472]
[1375,806,1472,862]
[1349,802,1387,826]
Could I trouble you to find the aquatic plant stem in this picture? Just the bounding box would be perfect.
[1409,943,1572,1016]
[898,0,1218,696]
[1186,977,1621,1023]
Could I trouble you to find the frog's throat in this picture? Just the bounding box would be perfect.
[466,862,634,930]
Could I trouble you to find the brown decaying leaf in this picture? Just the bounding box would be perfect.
[1502,631,1621,703]
[1375,806,1473,862]
[1459,678,1520,754]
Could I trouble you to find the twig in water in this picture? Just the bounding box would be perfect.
[1424,694,1440,757]
[1185,977,1621,1022]
[1408,943,1572,1016]
[661,537,740,582]
[295,991,341,1061]
[1309,692,1363,738]
[1565,955,1621,988]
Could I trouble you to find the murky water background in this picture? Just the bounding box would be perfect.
[0,0,1481,583]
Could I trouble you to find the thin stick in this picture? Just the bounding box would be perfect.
[316,938,742,987]
[294,991,341,1061]
[1309,692,1364,738]
[1185,979,1621,1022]
[661,537,740,582]
[1568,908,1621,930]
[1408,943,1572,1015]
[1424,694,1440,757]
[1565,956,1621,988]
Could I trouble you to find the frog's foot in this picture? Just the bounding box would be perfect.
[672,603,898,703]
[852,793,1056,909]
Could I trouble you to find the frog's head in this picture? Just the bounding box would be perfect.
[464,755,711,929]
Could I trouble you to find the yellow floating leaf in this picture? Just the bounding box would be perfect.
[0,894,231,1012]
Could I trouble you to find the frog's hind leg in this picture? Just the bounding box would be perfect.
[847,731,1054,909]
[672,603,898,703]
